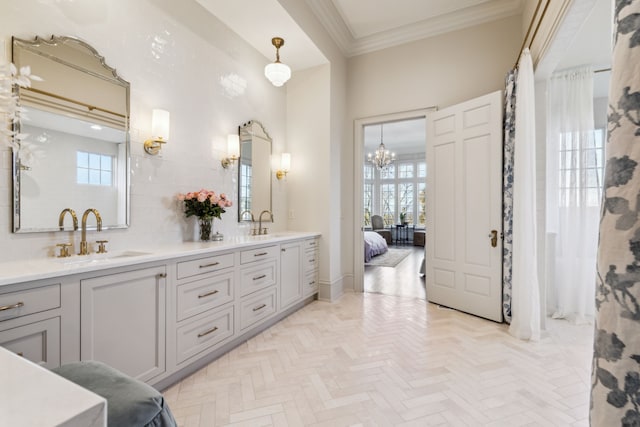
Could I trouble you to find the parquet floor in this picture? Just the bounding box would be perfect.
[163,292,593,426]
[364,245,426,300]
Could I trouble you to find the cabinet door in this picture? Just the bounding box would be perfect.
[81,266,166,382]
[0,317,60,369]
[280,242,302,310]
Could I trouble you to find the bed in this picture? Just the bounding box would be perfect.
[364,231,388,263]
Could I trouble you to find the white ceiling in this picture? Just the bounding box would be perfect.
[364,118,426,156]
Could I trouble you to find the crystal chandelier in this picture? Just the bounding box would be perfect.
[367,125,395,170]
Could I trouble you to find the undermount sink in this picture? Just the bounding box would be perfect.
[55,250,152,266]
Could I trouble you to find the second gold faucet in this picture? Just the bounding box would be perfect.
[79,208,102,255]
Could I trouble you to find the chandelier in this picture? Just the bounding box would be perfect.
[367,125,395,170]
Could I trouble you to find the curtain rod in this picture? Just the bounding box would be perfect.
[514,0,550,69]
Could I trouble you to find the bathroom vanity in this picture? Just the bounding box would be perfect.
[0,232,319,389]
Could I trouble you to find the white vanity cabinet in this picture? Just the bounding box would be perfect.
[0,232,320,390]
[303,238,320,297]
[280,241,302,310]
[174,253,236,366]
[0,280,71,369]
[80,265,167,383]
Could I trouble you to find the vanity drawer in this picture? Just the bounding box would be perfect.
[240,245,279,264]
[176,306,234,364]
[177,253,234,279]
[304,238,319,250]
[0,316,61,369]
[239,260,277,297]
[240,288,277,331]
[303,271,319,297]
[0,284,61,322]
[303,249,319,274]
[176,272,234,322]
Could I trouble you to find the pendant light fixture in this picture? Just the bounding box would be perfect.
[368,124,395,170]
[264,37,291,87]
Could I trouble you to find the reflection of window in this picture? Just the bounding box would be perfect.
[239,163,252,212]
[559,129,604,207]
[77,151,113,186]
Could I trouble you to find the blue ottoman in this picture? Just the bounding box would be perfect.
[53,361,177,427]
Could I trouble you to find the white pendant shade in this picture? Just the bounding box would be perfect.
[264,62,291,87]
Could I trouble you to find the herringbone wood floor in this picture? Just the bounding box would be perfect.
[164,292,593,426]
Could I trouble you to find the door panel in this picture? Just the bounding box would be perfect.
[426,90,503,322]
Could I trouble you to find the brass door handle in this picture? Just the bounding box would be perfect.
[490,230,498,248]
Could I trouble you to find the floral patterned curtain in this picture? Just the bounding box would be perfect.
[502,69,517,324]
[591,0,640,424]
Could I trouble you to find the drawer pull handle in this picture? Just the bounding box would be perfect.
[0,302,24,312]
[309,259,316,263]
[198,289,219,299]
[253,303,267,312]
[199,262,220,268]
[253,274,267,281]
[197,326,219,338]
[17,352,24,357]
[254,252,268,257]
[156,273,167,279]
[309,281,315,285]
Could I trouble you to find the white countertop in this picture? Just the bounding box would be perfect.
[0,346,107,427]
[0,232,320,287]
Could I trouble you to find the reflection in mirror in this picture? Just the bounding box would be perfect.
[238,121,272,221]
[11,36,130,233]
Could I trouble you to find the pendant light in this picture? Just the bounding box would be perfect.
[264,37,291,87]
[368,124,395,170]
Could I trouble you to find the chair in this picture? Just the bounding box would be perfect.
[53,361,177,427]
[371,215,392,245]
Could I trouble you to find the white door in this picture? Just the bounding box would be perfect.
[426,90,503,322]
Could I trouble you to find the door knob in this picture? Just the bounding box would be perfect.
[490,230,498,248]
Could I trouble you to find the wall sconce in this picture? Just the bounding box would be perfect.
[144,109,170,155]
[264,37,291,87]
[275,152,291,180]
[221,134,240,168]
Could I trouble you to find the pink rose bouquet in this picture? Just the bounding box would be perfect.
[176,189,233,220]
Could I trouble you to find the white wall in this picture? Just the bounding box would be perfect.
[0,0,287,261]
[342,16,522,290]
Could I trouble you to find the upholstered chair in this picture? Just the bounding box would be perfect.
[371,215,392,245]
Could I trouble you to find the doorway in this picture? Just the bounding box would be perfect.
[353,110,432,298]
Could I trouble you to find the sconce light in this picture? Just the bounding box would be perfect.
[221,134,240,169]
[264,37,291,87]
[144,109,170,155]
[275,152,291,180]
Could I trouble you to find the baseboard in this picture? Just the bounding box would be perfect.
[318,276,344,302]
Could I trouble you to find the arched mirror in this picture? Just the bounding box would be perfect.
[237,120,272,221]
[11,36,130,233]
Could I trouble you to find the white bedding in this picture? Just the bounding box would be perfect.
[364,231,388,262]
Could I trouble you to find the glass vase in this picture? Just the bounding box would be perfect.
[198,216,213,241]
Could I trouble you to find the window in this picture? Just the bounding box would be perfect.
[77,151,113,186]
[381,183,395,225]
[239,163,252,212]
[558,128,604,207]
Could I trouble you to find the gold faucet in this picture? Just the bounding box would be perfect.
[79,208,102,255]
[58,208,78,231]
[240,210,256,235]
[258,210,274,235]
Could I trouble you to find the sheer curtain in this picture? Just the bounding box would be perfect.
[546,66,598,324]
[509,48,541,341]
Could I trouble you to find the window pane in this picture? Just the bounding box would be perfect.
[418,184,426,226]
[417,162,426,178]
[89,153,101,169]
[89,169,100,185]
[381,184,395,225]
[77,168,88,184]
[399,183,414,223]
[398,163,414,179]
[77,151,88,168]
[363,183,373,226]
[101,171,112,185]
[101,155,112,171]
[364,164,374,180]
[380,165,395,180]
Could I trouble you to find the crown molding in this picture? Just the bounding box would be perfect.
[308,0,524,57]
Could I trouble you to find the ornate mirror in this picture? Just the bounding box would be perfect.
[11,36,130,233]
[238,120,272,221]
